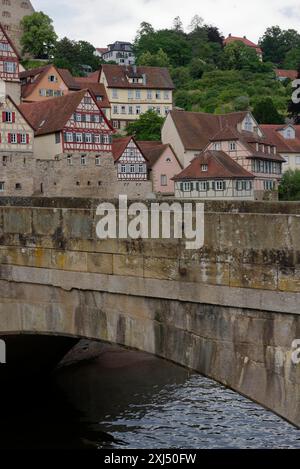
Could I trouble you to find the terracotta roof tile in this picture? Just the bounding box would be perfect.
[74,79,110,108]
[101,64,174,89]
[20,90,91,136]
[261,125,300,153]
[173,151,254,180]
[224,35,262,54]
[275,69,297,80]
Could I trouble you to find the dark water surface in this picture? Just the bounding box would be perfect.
[0,341,299,449]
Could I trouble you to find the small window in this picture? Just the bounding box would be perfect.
[67,155,73,166]
[296,157,300,165]
[81,155,86,166]
[95,155,101,166]
[161,175,167,186]
[55,132,61,144]
[213,142,221,151]
[0,182,5,192]
[15,183,22,190]
[229,141,237,151]
[201,164,208,172]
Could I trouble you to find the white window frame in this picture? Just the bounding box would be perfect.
[215,181,225,191]
[76,133,83,143]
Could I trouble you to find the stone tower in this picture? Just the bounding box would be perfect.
[0,0,35,54]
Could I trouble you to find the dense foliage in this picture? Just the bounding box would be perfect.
[133,18,298,120]
[21,12,57,58]
[125,110,165,140]
[21,12,100,74]
[279,170,300,201]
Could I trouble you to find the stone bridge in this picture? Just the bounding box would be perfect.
[1,197,300,426]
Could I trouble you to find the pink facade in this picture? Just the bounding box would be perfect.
[151,146,182,194]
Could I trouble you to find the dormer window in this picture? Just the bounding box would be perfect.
[284,127,295,139]
[201,164,208,172]
[229,141,237,151]
[244,115,253,132]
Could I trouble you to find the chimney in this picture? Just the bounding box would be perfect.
[243,35,246,39]
[229,33,232,37]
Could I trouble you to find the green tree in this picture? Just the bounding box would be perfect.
[20,11,57,58]
[223,41,261,70]
[253,97,284,124]
[53,37,100,75]
[279,170,300,200]
[173,16,183,33]
[139,49,171,67]
[259,26,300,65]
[283,48,300,70]
[126,110,165,140]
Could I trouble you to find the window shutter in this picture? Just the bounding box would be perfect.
[26,134,29,145]
[73,133,77,142]
[8,133,11,143]
[206,182,210,191]
[82,114,86,122]
[212,181,215,191]
[180,183,183,191]
[190,182,194,191]
[2,112,6,122]
[196,182,199,191]
[12,113,15,123]
[17,133,21,144]
[223,181,226,190]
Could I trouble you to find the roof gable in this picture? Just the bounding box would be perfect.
[19,89,112,136]
[112,136,147,162]
[0,22,20,59]
[174,150,254,181]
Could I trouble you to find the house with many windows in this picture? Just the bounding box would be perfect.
[173,150,255,200]
[0,94,35,196]
[19,89,113,160]
[112,136,149,181]
[99,64,174,131]
[162,110,284,200]
[101,41,135,66]
[260,125,300,173]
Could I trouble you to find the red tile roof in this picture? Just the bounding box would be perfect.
[74,79,110,108]
[19,89,110,136]
[96,48,109,54]
[275,69,297,80]
[224,35,262,54]
[112,136,148,163]
[173,151,254,181]
[101,64,174,89]
[261,125,300,153]
[20,65,80,99]
[170,110,248,151]
[138,141,183,169]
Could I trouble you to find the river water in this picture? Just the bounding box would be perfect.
[0,341,299,449]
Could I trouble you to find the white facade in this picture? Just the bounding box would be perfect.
[174,179,254,200]
[102,42,135,66]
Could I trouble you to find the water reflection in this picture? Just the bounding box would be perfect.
[0,341,299,449]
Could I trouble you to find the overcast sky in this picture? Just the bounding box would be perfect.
[34,0,300,47]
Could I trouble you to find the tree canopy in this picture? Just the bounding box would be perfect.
[20,12,57,58]
[279,170,300,201]
[125,110,165,140]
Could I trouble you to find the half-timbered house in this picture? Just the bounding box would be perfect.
[20,89,114,160]
[0,22,21,103]
[112,136,149,181]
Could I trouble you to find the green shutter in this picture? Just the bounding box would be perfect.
[190,182,194,191]
[206,182,210,191]
[180,183,184,191]
[223,181,226,190]
[212,181,215,191]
